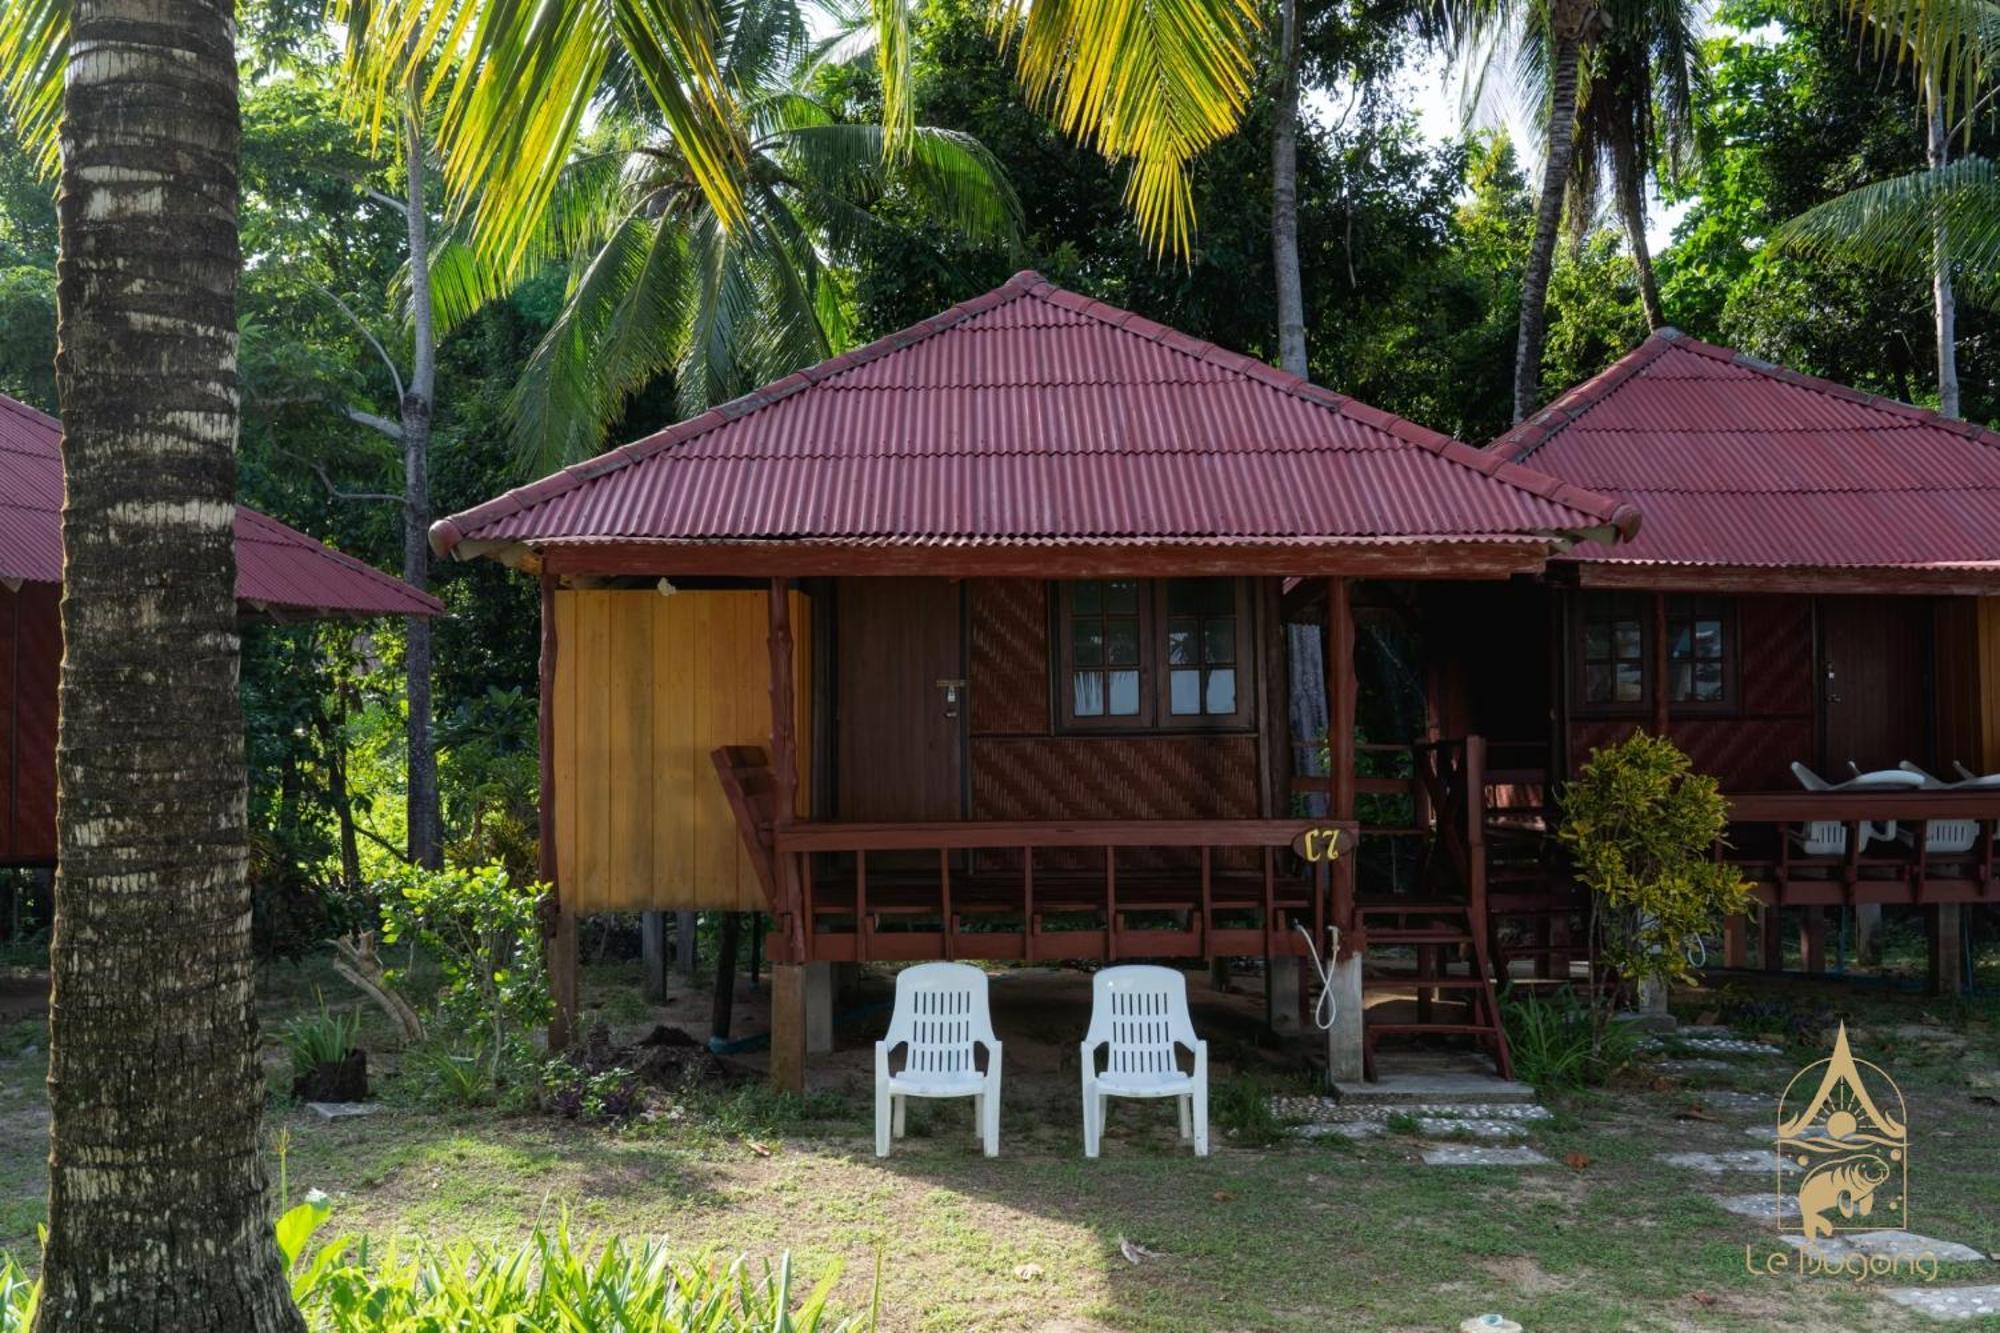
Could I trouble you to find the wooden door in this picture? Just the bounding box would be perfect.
[1819,596,1933,774]
[836,578,964,820]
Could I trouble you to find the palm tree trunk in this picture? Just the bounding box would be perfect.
[1926,71,1960,419]
[39,1,302,1327]
[1615,140,1666,330]
[1514,28,1586,423]
[1270,0,1307,379]
[402,98,441,868]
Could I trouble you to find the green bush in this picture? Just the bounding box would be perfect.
[279,994,363,1081]
[1557,731,1754,1044]
[1500,987,1641,1092]
[0,1203,876,1332]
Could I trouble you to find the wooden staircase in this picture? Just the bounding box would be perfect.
[1355,898,1513,1081]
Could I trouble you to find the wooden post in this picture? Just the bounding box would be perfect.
[766,579,806,1090]
[711,911,741,1039]
[1723,913,1748,969]
[641,911,667,1002]
[1799,907,1828,974]
[675,910,698,980]
[1760,904,1784,972]
[1929,903,1965,996]
[1324,577,1365,1084]
[539,570,579,1051]
[1650,591,1670,738]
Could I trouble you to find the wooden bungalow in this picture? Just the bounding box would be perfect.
[1449,329,2000,992]
[0,391,442,867]
[431,271,1638,1088]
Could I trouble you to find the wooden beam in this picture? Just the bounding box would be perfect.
[1575,562,2000,597]
[1650,590,1670,737]
[541,540,1555,581]
[539,569,579,1050]
[1325,576,1358,952]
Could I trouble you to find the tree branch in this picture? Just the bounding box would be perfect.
[341,405,406,441]
[311,281,408,403]
[276,446,404,505]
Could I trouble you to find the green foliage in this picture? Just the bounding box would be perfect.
[280,994,364,1080]
[1500,987,1642,1091]
[278,1202,867,1332]
[378,863,551,1086]
[1209,1075,1283,1147]
[542,1057,645,1123]
[1557,731,1754,1025]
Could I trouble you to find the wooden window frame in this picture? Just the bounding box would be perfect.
[1568,591,1739,716]
[1052,578,1257,734]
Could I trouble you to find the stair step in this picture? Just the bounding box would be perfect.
[1364,1022,1504,1036]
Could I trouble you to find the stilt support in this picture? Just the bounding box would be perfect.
[1266,956,1302,1035]
[1929,904,1965,997]
[771,962,807,1092]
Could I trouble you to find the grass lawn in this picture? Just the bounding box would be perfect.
[0,951,1996,1331]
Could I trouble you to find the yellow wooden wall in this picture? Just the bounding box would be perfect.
[553,588,811,913]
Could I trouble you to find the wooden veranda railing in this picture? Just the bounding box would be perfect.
[1719,791,2000,907]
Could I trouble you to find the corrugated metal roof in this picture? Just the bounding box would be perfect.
[1492,331,2000,573]
[434,271,1636,558]
[0,393,441,616]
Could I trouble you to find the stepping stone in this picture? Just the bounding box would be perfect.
[1330,1073,1539,1105]
[1669,1037,1783,1056]
[1417,1117,1527,1139]
[1889,1025,1968,1051]
[1657,1057,1735,1073]
[1697,1090,1778,1113]
[1745,1124,1827,1141]
[1677,1024,1741,1040]
[1781,1232,1988,1264]
[306,1101,379,1121]
[1272,1098,1553,1125]
[1881,1286,2000,1320]
[1660,1149,1799,1175]
[1720,1193,1800,1221]
[1291,1122,1383,1140]
[1422,1146,1551,1166]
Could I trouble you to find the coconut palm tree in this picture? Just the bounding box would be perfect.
[1567,0,1704,330]
[425,0,1021,475]
[0,0,304,1326]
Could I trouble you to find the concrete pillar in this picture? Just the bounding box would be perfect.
[805,960,836,1054]
[1855,904,1884,966]
[641,911,668,1002]
[1929,904,1965,997]
[1326,954,1365,1084]
[675,910,699,980]
[1266,956,1302,1035]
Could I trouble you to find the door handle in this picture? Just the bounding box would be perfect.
[936,678,967,717]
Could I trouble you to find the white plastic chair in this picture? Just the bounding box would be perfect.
[1080,965,1208,1158]
[875,963,1001,1158]
[1789,762,1921,855]
[1896,762,1990,855]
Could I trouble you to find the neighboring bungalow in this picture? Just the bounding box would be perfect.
[0,391,442,866]
[1466,329,2000,991]
[432,271,1637,1088]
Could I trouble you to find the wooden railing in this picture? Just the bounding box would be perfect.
[764,818,1352,965]
[1720,790,2000,906]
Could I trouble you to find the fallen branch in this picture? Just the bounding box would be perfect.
[332,931,426,1046]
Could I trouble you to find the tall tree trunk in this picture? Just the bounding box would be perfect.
[402,100,441,868]
[1270,0,1307,379]
[1926,71,1960,419]
[1615,139,1665,330]
[40,1,302,1328]
[1514,27,1587,423]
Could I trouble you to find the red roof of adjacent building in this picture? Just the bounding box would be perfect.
[0,393,440,616]
[434,271,1636,562]
[1491,330,2000,578]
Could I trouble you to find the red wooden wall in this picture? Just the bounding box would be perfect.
[0,582,61,864]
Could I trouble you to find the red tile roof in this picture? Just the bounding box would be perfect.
[1491,331,2000,577]
[433,271,1636,562]
[0,393,441,616]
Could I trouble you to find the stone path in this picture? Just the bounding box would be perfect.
[1720,1193,1800,1221]
[1656,1057,1736,1073]
[1421,1145,1551,1166]
[1779,1232,1988,1264]
[1882,1286,2000,1321]
[1657,1149,1800,1175]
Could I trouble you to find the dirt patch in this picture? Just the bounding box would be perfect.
[582,1021,746,1089]
[1477,1256,1567,1296]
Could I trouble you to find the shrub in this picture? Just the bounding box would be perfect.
[279,994,363,1082]
[378,862,550,1087]
[1500,987,1642,1092]
[543,1057,645,1123]
[1557,731,1754,1045]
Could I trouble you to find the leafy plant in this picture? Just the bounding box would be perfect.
[279,993,363,1081]
[1209,1075,1284,1146]
[378,862,550,1086]
[1500,987,1642,1092]
[1557,731,1754,1048]
[543,1057,644,1123]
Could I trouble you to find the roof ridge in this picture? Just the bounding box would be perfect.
[235,507,446,613]
[430,272,1053,555]
[1489,333,1678,461]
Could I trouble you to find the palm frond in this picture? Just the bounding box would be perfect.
[772,121,1023,245]
[993,0,1261,256]
[0,0,65,176]
[1837,0,1999,129]
[1774,155,2000,305]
